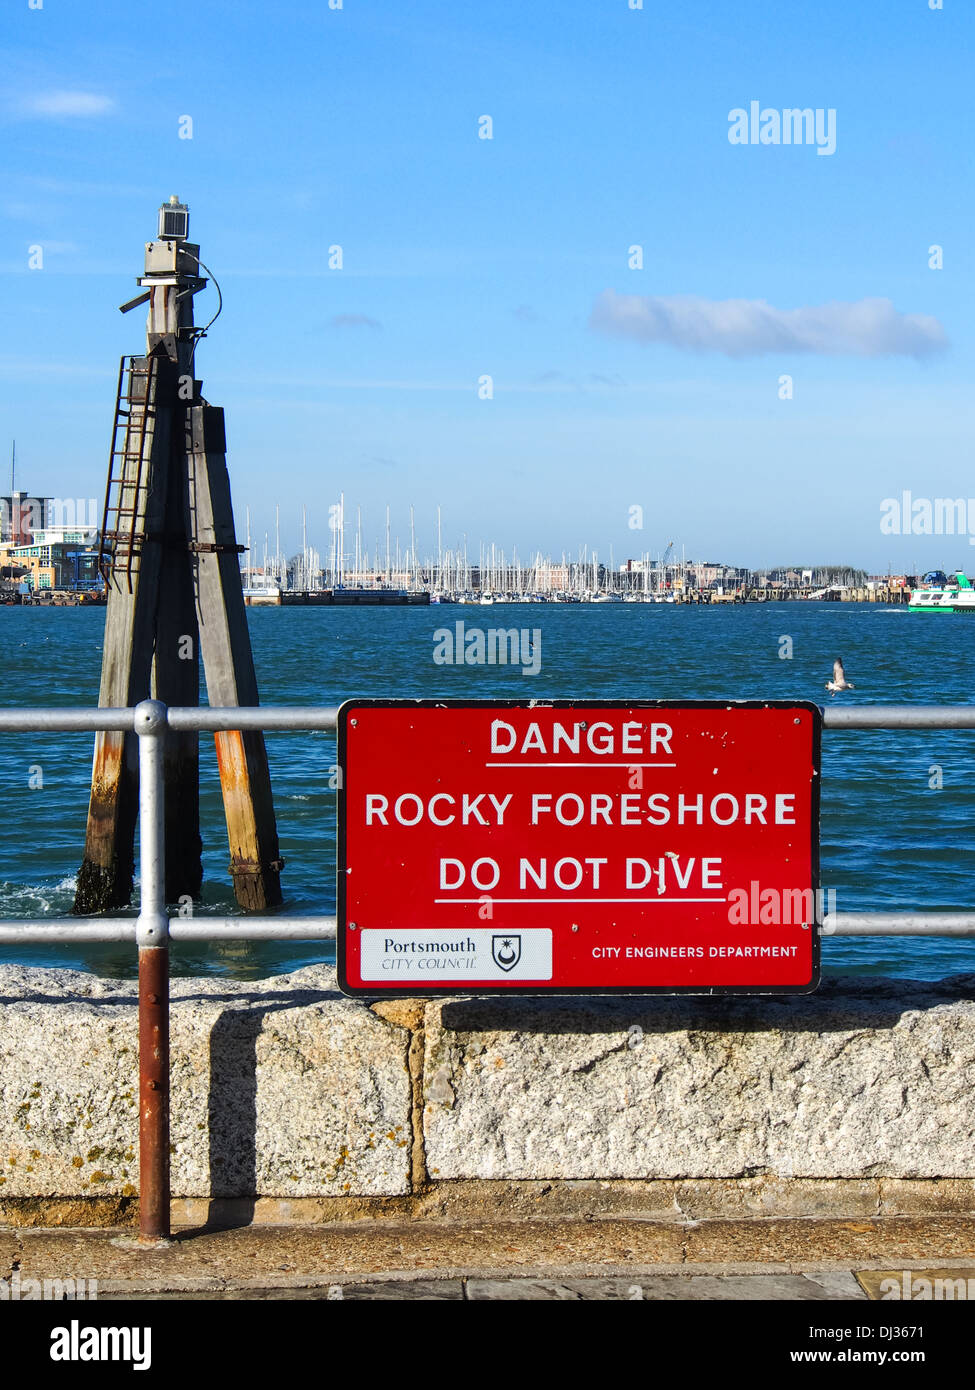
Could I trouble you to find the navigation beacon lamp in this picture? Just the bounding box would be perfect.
[74,198,283,915]
[158,194,189,241]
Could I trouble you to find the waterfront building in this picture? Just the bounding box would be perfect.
[0,492,54,545]
[0,524,101,591]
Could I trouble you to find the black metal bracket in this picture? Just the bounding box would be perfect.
[145,533,246,554]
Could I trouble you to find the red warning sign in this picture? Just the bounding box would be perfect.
[337,700,821,997]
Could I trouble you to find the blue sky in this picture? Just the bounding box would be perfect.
[1,0,972,571]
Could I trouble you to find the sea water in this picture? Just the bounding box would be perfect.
[0,601,972,980]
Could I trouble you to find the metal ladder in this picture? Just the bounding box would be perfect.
[98,356,156,592]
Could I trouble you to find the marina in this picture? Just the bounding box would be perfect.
[3,506,935,609]
[0,461,952,612]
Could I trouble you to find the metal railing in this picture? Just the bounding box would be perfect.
[1,699,974,1242]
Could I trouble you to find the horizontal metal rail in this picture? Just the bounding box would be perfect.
[824,913,975,936]
[0,707,137,733]
[0,917,337,944]
[5,916,974,944]
[0,706,338,734]
[3,703,975,734]
[165,706,340,732]
[822,705,975,729]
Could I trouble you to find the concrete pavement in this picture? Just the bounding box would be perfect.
[4,1215,974,1300]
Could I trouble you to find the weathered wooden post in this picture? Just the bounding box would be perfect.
[75,198,282,913]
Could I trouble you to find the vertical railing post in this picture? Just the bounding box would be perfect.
[134,699,171,1243]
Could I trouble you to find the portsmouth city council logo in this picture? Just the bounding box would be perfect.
[492,935,521,972]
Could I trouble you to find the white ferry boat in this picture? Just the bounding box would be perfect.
[908,570,975,613]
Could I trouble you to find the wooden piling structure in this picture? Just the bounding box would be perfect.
[75,198,282,914]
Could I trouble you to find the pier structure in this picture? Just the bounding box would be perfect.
[74,198,282,915]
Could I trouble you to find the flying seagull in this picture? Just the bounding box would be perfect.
[825,658,855,698]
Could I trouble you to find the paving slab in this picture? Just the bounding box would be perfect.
[7,1216,975,1294]
[467,1274,865,1300]
[99,1280,466,1300]
[81,1273,871,1301]
[60,1273,873,1301]
[802,1271,867,1297]
[12,1219,684,1284]
[684,1215,975,1265]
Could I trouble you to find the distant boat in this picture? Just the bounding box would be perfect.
[592,592,622,604]
[908,570,975,613]
[243,585,281,607]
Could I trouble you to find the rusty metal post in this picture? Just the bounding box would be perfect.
[134,699,171,1243]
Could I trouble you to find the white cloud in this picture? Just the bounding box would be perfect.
[25,91,115,118]
[589,290,948,359]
